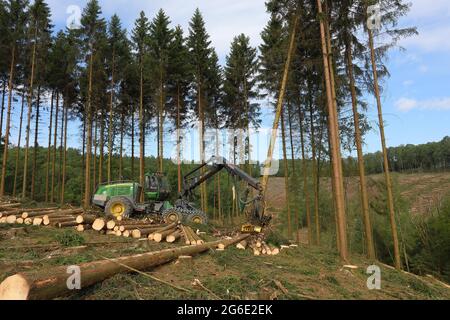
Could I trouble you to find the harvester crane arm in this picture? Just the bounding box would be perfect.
[177,156,270,226]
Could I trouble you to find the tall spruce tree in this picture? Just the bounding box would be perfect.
[131,11,150,199]
[1,0,28,197]
[149,9,174,173]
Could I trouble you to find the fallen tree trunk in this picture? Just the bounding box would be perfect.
[22,208,83,219]
[0,234,250,300]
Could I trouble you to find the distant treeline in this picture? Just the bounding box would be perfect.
[364,136,450,174]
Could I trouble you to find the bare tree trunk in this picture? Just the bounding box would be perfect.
[345,38,375,260]
[1,45,16,196]
[198,83,206,213]
[280,110,292,238]
[368,28,401,269]
[317,0,348,261]
[81,117,86,198]
[139,64,145,202]
[84,52,94,209]
[177,85,181,193]
[30,86,41,199]
[60,96,68,205]
[0,80,6,138]
[58,98,64,196]
[13,91,25,197]
[308,93,320,245]
[131,105,135,180]
[261,15,298,197]
[298,105,312,245]
[107,51,115,184]
[98,112,104,184]
[119,113,124,178]
[93,113,98,191]
[44,91,54,202]
[51,93,59,203]
[158,69,164,172]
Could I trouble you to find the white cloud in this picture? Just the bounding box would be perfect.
[408,0,450,20]
[395,97,450,112]
[401,25,450,53]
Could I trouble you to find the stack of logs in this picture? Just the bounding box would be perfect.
[91,217,204,244]
[233,233,286,256]
[0,204,89,227]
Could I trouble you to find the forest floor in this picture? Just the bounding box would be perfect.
[0,172,449,300]
[1,223,449,300]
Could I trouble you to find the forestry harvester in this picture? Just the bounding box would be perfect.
[92,156,271,227]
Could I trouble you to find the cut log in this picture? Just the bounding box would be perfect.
[92,218,106,231]
[56,221,79,228]
[106,230,116,236]
[119,226,125,232]
[121,224,163,231]
[21,208,59,218]
[16,218,24,224]
[180,225,194,245]
[6,215,17,224]
[106,220,116,230]
[166,230,182,243]
[23,208,83,219]
[0,203,21,209]
[32,218,43,226]
[236,240,248,250]
[0,234,250,300]
[0,217,7,223]
[131,229,142,239]
[76,224,92,232]
[24,218,32,225]
[122,230,130,238]
[113,226,119,232]
[153,228,178,243]
[115,230,122,237]
[76,215,97,225]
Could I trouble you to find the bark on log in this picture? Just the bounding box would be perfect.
[56,221,78,228]
[21,208,59,218]
[76,215,97,224]
[153,227,178,243]
[0,234,250,300]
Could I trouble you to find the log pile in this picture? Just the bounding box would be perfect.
[234,234,286,256]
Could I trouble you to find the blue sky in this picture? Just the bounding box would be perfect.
[5,0,450,162]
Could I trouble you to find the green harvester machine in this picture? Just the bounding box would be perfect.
[92,156,271,226]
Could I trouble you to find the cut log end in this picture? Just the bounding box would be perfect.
[0,274,30,300]
[92,219,106,231]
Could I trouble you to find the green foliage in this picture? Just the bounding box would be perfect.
[54,229,85,247]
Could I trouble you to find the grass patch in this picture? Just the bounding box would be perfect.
[54,230,85,247]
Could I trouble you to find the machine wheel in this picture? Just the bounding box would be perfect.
[162,208,185,223]
[186,210,208,225]
[105,197,134,219]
